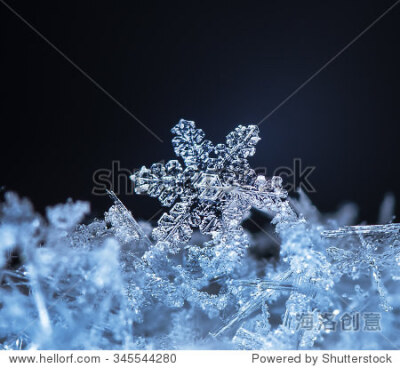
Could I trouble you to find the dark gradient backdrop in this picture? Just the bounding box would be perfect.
[1,1,399,223]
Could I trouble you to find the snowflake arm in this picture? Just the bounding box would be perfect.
[131,160,183,207]
[171,119,214,169]
[152,202,193,244]
[224,124,261,161]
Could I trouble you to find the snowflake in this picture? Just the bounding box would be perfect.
[131,119,287,244]
[322,224,400,311]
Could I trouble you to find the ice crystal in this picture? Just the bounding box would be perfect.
[131,119,287,244]
[1,121,400,350]
[322,224,400,311]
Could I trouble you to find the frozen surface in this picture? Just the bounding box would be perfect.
[1,121,400,349]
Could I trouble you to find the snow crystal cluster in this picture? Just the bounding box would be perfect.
[1,120,399,349]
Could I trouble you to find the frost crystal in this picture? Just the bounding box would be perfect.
[323,224,400,311]
[131,119,287,243]
[1,121,400,350]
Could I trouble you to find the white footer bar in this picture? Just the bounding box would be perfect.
[0,350,398,368]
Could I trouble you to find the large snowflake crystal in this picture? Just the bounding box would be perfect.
[131,119,287,243]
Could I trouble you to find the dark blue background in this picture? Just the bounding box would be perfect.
[1,0,399,223]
